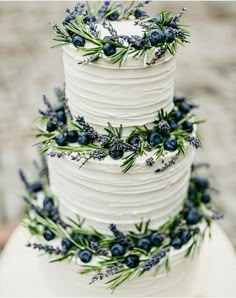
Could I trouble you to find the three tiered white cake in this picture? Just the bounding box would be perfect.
[11,2,222,297]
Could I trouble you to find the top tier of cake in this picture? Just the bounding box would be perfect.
[63,20,176,135]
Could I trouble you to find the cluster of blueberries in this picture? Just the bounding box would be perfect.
[173,95,196,132]
[46,104,92,147]
[45,96,196,162]
[122,96,196,156]
[60,6,180,57]
[189,175,211,205]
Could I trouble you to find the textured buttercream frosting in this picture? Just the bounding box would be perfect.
[63,20,176,135]
[48,146,195,234]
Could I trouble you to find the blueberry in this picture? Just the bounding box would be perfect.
[134,9,146,19]
[43,229,55,241]
[173,96,186,104]
[182,121,194,133]
[56,111,67,124]
[61,238,72,252]
[148,132,163,147]
[172,110,183,122]
[43,197,54,211]
[72,34,85,48]
[127,135,140,146]
[168,18,177,29]
[168,119,178,132]
[108,145,124,160]
[186,209,201,225]
[28,182,43,193]
[78,132,91,145]
[78,249,92,263]
[164,137,178,152]
[55,135,68,146]
[171,237,182,249]
[110,243,126,257]
[125,254,140,268]
[103,43,116,56]
[180,230,191,244]
[202,193,211,204]
[150,232,164,247]
[107,11,120,21]
[66,130,79,143]
[179,102,191,114]
[193,176,209,191]
[63,15,72,25]
[54,104,65,113]
[148,29,166,46]
[165,29,175,43]
[84,15,96,23]
[137,237,152,252]
[46,121,57,132]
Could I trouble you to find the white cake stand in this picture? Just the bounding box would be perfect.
[0,223,236,297]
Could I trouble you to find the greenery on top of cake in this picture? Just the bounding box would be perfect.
[52,1,190,66]
[20,159,222,292]
[35,87,204,174]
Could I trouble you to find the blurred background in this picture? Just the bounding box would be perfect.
[0,1,235,251]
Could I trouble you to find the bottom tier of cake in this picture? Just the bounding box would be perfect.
[42,243,197,297]
[34,243,197,297]
[1,224,236,297]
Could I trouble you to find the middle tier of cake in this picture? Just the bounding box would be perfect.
[48,145,195,234]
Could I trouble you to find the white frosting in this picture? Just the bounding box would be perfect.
[48,146,195,234]
[63,20,176,135]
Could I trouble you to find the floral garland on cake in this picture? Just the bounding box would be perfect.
[19,159,222,292]
[52,1,189,66]
[36,87,204,173]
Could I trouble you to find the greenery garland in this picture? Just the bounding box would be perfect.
[36,87,204,173]
[52,2,190,66]
[19,160,222,292]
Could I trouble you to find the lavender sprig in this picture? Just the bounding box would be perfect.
[143,247,170,271]
[188,136,201,149]
[87,19,99,37]
[173,7,187,23]
[97,1,111,20]
[76,116,99,140]
[155,153,180,173]
[102,20,124,44]
[146,47,166,65]
[90,241,109,256]
[89,264,124,285]
[27,242,66,256]
[109,224,134,249]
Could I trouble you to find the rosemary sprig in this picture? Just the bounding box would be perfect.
[104,122,123,139]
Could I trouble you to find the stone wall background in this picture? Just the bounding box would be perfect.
[0,2,235,245]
